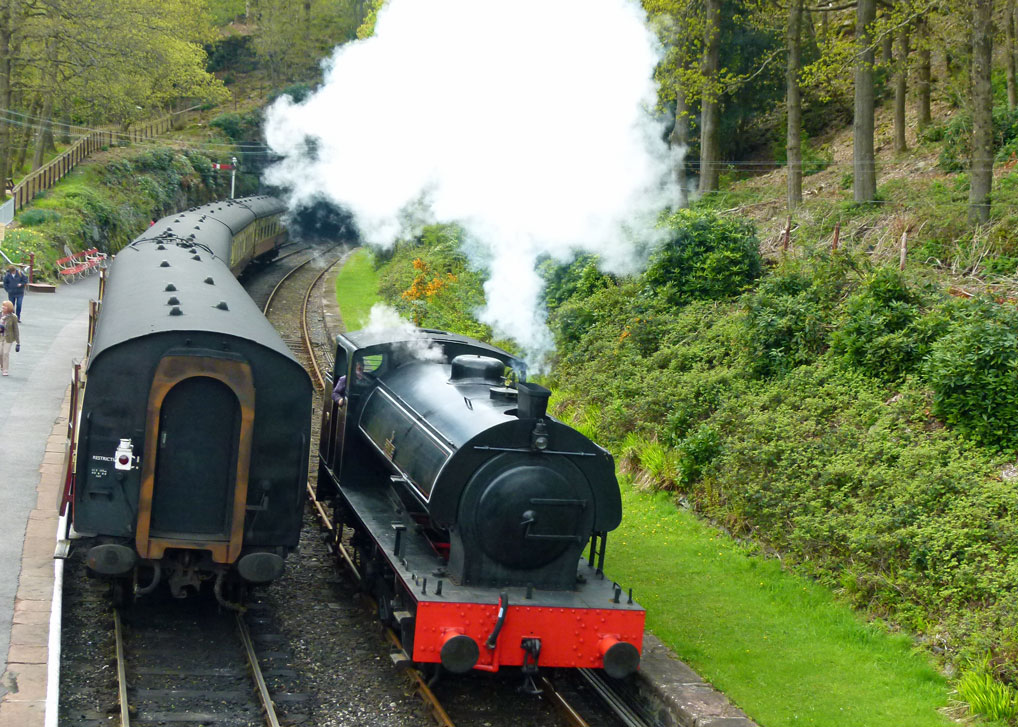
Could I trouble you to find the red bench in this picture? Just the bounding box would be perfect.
[56,248,107,281]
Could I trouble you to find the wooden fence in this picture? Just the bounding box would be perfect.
[7,108,196,214]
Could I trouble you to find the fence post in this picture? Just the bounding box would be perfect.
[899,231,908,271]
[832,221,840,252]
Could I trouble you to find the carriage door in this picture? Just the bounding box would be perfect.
[152,377,239,537]
[135,355,255,564]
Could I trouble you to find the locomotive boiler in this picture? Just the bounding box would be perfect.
[64,196,312,606]
[318,328,644,680]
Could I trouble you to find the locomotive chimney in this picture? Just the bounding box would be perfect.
[517,382,551,419]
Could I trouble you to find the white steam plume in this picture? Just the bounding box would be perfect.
[264,0,679,364]
[363,303,446,362]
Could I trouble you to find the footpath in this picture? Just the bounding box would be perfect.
[0,278,97,726]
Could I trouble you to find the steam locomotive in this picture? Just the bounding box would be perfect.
[63,196,313,606]
[317,328,644,681]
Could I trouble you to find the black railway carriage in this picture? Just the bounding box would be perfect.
[67,197,311,605]
[318,328,645,680]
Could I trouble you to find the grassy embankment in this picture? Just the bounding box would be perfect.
[332,246,954,727]
[333,248,378,330]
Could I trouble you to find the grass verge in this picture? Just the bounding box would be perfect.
[607,482,952,727]
[334,247,379,330]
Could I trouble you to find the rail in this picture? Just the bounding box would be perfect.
[237,613,283,727]
[111,606,285,727]
[304,481,454,727]
[262,245,339,391]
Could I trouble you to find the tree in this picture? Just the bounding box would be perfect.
[969,0,993,224]
[786,0,804,209]
[249,0,365,82]
[854,0,877,202]
[915,16,932,129]
[893,25,909,153]
[699,0,723,194]
[1006,0,1017,109]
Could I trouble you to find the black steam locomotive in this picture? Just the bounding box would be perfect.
[318,328,644,680]
[63,196,312,606]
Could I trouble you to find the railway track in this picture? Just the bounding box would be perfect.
[261,244,342,391]
[110,598,302,726]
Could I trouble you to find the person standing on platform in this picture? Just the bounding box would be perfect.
[3,264,27,320]
[0,300,20,376]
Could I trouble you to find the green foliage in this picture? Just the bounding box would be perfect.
[17,209,61,227]
[363,184,1018,708]
[210,111,263,142]
[740,254,859,377]
[937,105,1018,172]
[13,147,225,280]
[539,254,614,311]
[2,228,52,264]
[925,300,1018,451]
[375,224,499,345]
[957,656,1018,722]
[644,209,762,306]
[207,33,257,73]
[742,269,830,376]
[270,83,313,104]
[831,268,946,382]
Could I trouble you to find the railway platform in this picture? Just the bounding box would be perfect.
[0,277,97,726]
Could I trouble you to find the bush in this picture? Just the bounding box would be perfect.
[17,208,61,227]
[831,267,945,381]
[742,270,830,377]
[740,254,855,377]
[539,254,614,312]
[644,209,762,306]
[209,111,263,142]
[926,300,1018,451]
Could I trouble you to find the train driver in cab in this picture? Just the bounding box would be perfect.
[331,360,366,407]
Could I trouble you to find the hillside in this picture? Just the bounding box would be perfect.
[708,98,1018,294]
[366,94,1018,726]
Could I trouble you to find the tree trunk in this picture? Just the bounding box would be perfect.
[969,0,994,224]
[803,9,820,58]
[854,0,877,202]
[12,100,40,176]
[31,111,54,171]
[917,18,932,130]
[0,0,12,192]
[894,27,909,153]
[671,81,690,208]
[787,0,804,210]
[698,0,722,194]
[1007,0,1017,109]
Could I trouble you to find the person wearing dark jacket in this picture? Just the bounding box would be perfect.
[3,265,27,319]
